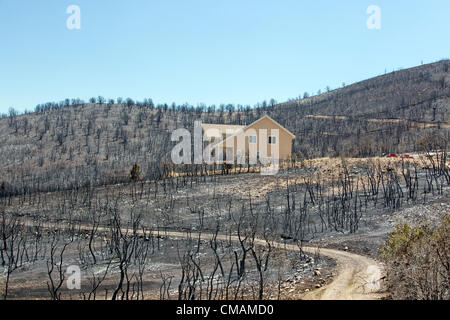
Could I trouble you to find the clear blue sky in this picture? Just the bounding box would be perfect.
[1,0,449,113]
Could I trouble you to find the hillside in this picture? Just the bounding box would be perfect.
[268,60,449,157]
[0,60,448,194]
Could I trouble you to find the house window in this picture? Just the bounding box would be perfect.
[225,147,234,161]
[268,136,277,144]
[249,135,257,144]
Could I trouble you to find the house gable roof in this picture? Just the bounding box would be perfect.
[246,115,296,139]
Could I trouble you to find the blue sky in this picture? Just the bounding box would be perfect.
[0,0,449,113]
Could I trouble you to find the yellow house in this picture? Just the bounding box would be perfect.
[202,115,295,164]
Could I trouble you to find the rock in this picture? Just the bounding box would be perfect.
[315,284,321,288]
[314,269,321,276]
[304,289,310,292]
[344,246,349,251]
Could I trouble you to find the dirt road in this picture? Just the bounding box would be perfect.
[158,230,385,300]
[300,247,384,300]
[305,114,450,130]
[20,219,385,300]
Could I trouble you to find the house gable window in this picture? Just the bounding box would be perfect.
[249,135,257,144]
[268,136,277,144]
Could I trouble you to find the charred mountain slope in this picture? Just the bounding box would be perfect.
[0,60,448,194]
[267,60,449,158]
